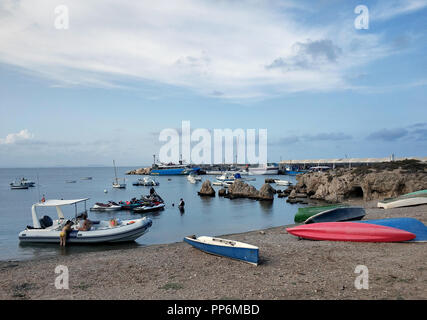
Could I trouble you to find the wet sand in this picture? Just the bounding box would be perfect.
[1,201,426,300]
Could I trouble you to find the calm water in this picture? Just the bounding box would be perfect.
[0,167,302,261]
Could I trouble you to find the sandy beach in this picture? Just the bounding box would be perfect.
[1,201,426,300]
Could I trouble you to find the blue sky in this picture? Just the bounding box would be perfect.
[0,0,426,167]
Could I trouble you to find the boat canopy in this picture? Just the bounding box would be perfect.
[34,198,89,207]
[31,198,89,229]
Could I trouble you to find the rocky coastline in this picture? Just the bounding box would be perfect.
[285,160,427,203]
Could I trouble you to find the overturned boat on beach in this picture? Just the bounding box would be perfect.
[184,235,259,265]
[19,199,152,244]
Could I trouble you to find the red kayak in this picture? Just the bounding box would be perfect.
[286,222,416,242]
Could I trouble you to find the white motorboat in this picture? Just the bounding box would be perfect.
[19,199,152,243]
[274,179,292,186]
[133,177,159,186]
[90,201,122,211]
[222,181,234,188]
[216,172,236,182]
[187,175,197,184]
[10,180,29,189]
[212,181,223,186]
[248,163,279,175]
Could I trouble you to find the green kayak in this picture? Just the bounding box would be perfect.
[294,204,348,223]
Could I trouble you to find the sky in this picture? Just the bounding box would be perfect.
[0,0,426,167]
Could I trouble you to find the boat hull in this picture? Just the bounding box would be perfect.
[294,204,347,223]
[286,222,416,242]
[151,168,199,175]
[19,218,152,244]
[133,203,165,213]
[304,207,366,224]
[184,236,259,265]
[377,197,427,209]
[358,218,427,242]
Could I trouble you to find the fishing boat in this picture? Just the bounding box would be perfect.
[133,202,165,213]
[286,222,416,242]
[90,201,122,212]
[133,177,159,186]
[294,204,348,223]
[184,235,259,265]
[112,160,126,188]
[10,180,29,189]
[377,190,427,209]
[18,199,152,243]
[284,165,309,175]
[150,162,200,175]
[65,180,77,183]
[274,179,292,186]
[304,207,366,224]
[357,218,427,242]
[248,163,279,175]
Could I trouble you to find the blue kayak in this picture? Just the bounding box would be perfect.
[358,218,427,242]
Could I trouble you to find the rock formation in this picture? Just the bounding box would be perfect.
[225,180,274,201]
[198,180,216,197]
[287,160,427,203]
[126,167,151,175]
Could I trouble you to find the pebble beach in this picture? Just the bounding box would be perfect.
[1,201,426,300]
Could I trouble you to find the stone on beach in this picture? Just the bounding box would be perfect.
[198,180,216,197]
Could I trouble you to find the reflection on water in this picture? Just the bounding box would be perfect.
[259,201,274,214]
[0,167,302,261]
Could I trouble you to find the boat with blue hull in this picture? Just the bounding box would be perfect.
[150,163,200,175]
[184,235,259,265]
[358,218,427,242]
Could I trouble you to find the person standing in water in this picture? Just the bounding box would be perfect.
[178,198,185,208]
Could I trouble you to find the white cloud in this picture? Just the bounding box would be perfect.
[0,0,394,98]
[372,0,427,21]
[0,129,34,144]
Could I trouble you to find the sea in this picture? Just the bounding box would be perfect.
[0,167,302,261]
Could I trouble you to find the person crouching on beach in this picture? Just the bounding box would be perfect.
[59,220,73,247]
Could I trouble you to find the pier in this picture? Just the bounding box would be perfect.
[279,156,427,170]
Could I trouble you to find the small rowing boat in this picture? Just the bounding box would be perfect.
[294,204,348,223]
[304,206,366,224]
[184,235,259,265]
[377,190,427,209]
[286,222,416,242]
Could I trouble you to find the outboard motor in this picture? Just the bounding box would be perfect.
[39,215,53,229]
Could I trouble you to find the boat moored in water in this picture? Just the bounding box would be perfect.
[18,199,152,243]
[133,177,159,186]
[90,201,122,211]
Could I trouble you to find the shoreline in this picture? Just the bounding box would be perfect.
[1,201,426,300]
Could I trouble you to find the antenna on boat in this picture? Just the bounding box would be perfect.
[113,160,118,184]
[36,172,41,203]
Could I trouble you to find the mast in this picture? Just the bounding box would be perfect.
[113,160,118,184]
